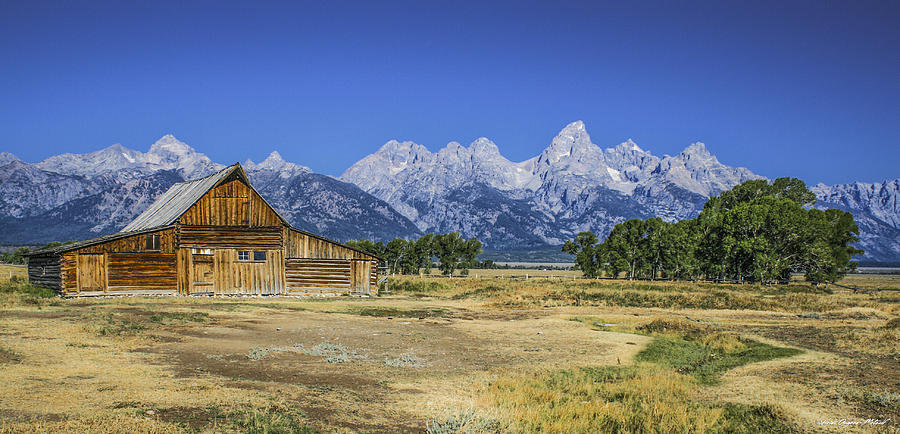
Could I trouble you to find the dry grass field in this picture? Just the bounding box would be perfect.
[0,264,26,282]
[0,275,897,433]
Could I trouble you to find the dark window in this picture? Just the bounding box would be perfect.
[145,234,161,251]
[237,251,250,261]
[253,251,266,261]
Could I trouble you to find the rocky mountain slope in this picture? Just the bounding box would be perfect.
[340,121,758,249]
[0,136,421,245]
[1,124,898,261]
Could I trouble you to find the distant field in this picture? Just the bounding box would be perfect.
[0,264,26,281]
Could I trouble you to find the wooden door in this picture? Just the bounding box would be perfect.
[191,254,215,293]
[350,261,370,295]
[77,254,106,293]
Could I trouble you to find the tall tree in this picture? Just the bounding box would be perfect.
[562,231,601,278]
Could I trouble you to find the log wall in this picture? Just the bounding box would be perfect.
[106,252,177,292]
[285,258,352,293]
[284,229,377,261]
[27,255,62,291]
[178,226,282,249]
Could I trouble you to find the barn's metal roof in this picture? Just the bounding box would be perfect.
[121,164,241,232]
[25,225,176,256]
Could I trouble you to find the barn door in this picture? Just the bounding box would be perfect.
[351,261,370,295]
[191,253,215,293]
[77,254,106,293]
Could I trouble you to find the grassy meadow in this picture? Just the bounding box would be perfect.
[0,274,897,432]
[0,264,26,281]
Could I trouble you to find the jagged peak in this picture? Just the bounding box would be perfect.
[376,139,430,156]
[682,142,711,157]
[149,134,193,155]
[561,120,586,133]
[469,137,502,158]
[542,120,598,162]
[262,150,284,163]
[611,139,644,153]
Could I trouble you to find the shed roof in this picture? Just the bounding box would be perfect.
[25,225,176,257]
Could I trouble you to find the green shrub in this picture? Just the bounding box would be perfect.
[0,276,57,298]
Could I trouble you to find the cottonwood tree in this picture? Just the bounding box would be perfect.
[564,177,862,284]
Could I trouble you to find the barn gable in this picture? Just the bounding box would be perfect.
[122,164,287,232]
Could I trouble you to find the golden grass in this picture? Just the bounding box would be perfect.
[486,364,724,433]
[0,264,26,282]
[388,275,899,316]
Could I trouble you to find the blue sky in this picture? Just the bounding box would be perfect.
[1,0,898,184]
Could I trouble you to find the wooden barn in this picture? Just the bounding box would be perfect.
[26,163,381,297]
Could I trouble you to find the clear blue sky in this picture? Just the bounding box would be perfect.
[1,0,898,185]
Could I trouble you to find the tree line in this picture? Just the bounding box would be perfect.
[346,232,483,276]
[563,178,862,284]
[1,241,76,265]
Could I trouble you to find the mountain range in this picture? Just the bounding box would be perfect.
[1,121,898,262]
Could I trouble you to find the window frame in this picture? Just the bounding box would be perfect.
[252,251,266,262]
[145,234,161,251]
[237,251,250,261]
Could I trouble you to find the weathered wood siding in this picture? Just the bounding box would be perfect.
[178,226,282,249]
[61,253,77,294]
[77,254,106,292]
[106,252,177,293]
[27,255,62,291]
[176,248,191,295]
[178,179,282,227]
[75,228,176,254]
[350,260,370,295]
[284,229,376,261]
[212,249,284,295]
[285,259,351,293]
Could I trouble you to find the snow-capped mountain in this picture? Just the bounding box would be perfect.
[2,124,898,261]
[35,134,223,180]
[340,120,760,248]
[0,136,420,244]
[812,180,900,262]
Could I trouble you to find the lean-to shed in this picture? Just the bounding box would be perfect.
[26,164,381,296]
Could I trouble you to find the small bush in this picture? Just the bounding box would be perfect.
[384,354,424,367]
[426,409,501,434]
[699,332,746,354]
[227,403,317,433]
[0,276,57,298]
